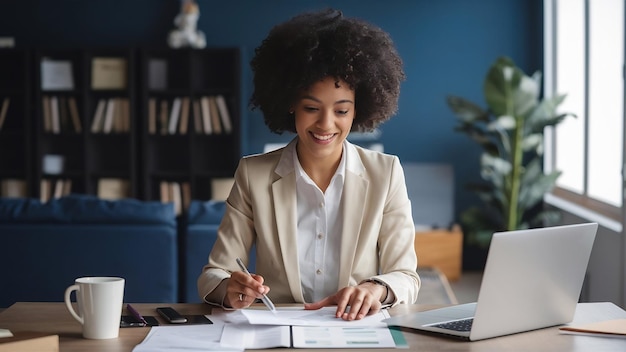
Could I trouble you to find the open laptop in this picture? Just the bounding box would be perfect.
[384,222,598,341]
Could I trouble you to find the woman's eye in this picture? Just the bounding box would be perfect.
[337,110,349,115]
[304,107,319,112]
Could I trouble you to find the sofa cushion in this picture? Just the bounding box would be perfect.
[183,200,258,303]
[0,195,175,226]
[0,223,178,306]
[187,199,226,224]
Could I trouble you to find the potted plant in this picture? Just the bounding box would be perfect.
[447,56,573,250]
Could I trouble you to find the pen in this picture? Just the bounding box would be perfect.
[127,303,148,326]
[236,257,277,313]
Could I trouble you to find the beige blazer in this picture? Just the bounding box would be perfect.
[197,139,420,306]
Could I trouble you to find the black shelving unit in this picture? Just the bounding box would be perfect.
[33,48,136,200]
[0,46,240,203]
[140,47,240,202]
[0,48,32,197]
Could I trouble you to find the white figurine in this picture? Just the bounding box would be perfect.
[168,0,207,49]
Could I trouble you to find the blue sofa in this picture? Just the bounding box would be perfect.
[182,200,256,303]
[0,195,178,308]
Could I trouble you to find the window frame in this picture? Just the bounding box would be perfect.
[543,0,624,233]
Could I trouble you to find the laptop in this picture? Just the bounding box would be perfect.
[384,222,598,341]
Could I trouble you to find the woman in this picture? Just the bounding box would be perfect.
[198,8,420,321]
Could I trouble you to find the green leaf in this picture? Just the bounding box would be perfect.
[512,72,540,117]
[521,133,543,153]
[484,58,515,116]
[518,170,561,209]
[526,94,571,132]
[519,158,542,185]
[446,96,488,122]
[454,124,500,155]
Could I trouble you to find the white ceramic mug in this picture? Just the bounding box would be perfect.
[64,277,125,339]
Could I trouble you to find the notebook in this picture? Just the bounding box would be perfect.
[384,222,598,341]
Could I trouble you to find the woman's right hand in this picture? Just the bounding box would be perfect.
[223,271,270,309]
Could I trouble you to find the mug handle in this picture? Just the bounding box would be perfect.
[64,284,83,324]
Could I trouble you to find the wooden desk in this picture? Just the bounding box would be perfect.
[0,302,625,351]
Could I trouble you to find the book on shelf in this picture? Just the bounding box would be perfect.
[90,99,106,133]
[159,100,168,135]
[148,97,157,134]
[62,179,72,196]
[42,179,71,201]
[0,97,10,130]
[49,95,60,134]
[178,97,190,134]
[159,181,170,203]
[209,96,222,134]
[40,58,74,91]
[102,98,116,134]
[113,97,123,132]
[192,98,202,134]
[39,179,51,202]
[58,96,69,132]
[181,181,191,212]
[91,57,127,90]
[0,331,59,352]
[215,95,233,134]
[148,58,168,90]
[97,178,130,200]
[200,96,212,134]
[42,96,52,132]
[121,98,131,132]
[1,178,27,198]
[67,96,82,133]
[53,179,65,199]
[168,97,182,135]
[211,177,234,201]
[170,181,182,216]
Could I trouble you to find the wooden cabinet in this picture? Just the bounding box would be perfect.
[139,48,240,206]
[415,225,463,281]
[0,49,32,197]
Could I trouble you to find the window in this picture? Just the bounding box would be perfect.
[543,0,624,231]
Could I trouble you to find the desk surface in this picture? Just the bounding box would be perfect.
[1,302,625,351]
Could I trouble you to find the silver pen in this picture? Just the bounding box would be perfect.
[236,257,277,313]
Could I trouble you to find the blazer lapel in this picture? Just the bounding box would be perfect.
[272,141,305,301]
[338,145,368,287]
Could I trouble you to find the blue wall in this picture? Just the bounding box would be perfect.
[0,0,543,224]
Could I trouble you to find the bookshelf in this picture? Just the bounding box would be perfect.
[0,49,32,197]
[0,46,241,205]
[140,48,240,208]
[34,48,137,201]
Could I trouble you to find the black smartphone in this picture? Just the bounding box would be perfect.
[156,307,187,324]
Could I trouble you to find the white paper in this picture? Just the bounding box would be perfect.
[132,319,240,352]
[292,326,397,348]
[241,306,390,327]
[220,324,291,349]
[132,308,395,351]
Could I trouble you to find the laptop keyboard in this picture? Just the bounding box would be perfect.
[431,318,474,332]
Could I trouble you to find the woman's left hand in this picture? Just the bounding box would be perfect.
[303,282,386,320]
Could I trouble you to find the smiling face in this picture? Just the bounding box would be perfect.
[293,77,355,168]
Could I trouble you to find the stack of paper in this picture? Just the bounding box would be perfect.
[132,307,406,351]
